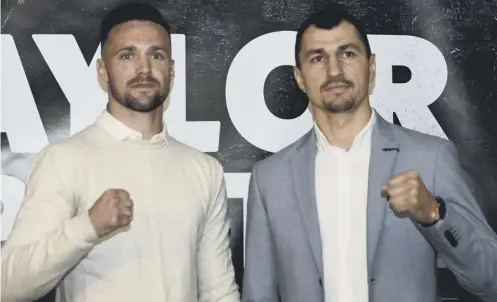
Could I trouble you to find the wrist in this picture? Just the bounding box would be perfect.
[67,211,100,244]
[88,209,105,238]
[419,197,446,227]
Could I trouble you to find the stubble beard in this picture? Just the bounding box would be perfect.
[108,76,170,113]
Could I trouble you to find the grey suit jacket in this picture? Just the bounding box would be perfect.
[242,111,497,302]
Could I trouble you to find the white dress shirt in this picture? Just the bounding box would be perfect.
[314,112,375,302]
[2,111,239,302]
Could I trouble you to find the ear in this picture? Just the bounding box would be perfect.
[97,58,109,92]
[293,66,306,93]
[170,59,175,79]
[368,53,376,95]
[162,59,176,113]
[169,59,175,90]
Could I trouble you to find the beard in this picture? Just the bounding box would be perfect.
[320,74,356,113]
[108,75,170,113]
[323,98,356,113]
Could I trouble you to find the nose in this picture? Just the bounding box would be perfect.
[136,54,151,75]
[326,56,343,77]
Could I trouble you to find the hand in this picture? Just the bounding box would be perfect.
[88,189,134,237]
[382,170,438,224]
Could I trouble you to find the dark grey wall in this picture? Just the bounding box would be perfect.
[2,0,497,301]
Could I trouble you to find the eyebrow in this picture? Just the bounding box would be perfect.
[304,48,325,58]
[337,43,362,53]
[149,46,169,53]
[114,45,170,55]
[304,43,363,58]
[114,46,135,54]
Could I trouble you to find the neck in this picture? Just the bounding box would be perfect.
[313,103,372,150]
[107,100,164,140]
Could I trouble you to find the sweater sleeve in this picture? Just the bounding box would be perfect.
[1,145,99,301]
[197,158,240,302]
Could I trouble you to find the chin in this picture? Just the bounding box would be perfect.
[322,100,356,113]
[128,103,161,113]
[120,95,163,113]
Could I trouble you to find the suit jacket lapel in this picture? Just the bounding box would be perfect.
[290,130,323,278]
[288,111,399,280]
[367,112,400,278]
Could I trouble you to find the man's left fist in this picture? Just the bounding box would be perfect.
[382,170,439,224]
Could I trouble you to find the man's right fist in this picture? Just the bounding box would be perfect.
[88,189,134,238]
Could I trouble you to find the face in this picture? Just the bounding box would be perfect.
[294,21,375,114]
[97,20,174,113]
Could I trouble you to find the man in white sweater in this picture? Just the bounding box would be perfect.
[1,3,240,302]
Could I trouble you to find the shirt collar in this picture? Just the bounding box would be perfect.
[314,111,375,153]
[96,110,168,144]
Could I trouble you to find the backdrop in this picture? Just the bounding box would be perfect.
[2,0,497,301]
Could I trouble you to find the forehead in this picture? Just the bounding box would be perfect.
[106,20,170,49]
[300,21,363,51]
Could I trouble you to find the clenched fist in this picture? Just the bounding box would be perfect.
[382,170,439,224]
[88,189,134,237]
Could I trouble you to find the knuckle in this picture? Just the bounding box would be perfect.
[408,170,418,177]
[118,189,130,198]
[108,197,118,206]
[105,188,115,196]
[409,178,418,187]
[111,197,120,205]
[103,190,118,202]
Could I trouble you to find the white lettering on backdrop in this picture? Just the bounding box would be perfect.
[1,32,448,241]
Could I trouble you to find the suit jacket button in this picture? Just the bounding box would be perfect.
[444,230,458,247]
[319,278,323,287]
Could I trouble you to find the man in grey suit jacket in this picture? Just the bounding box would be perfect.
[242,4,497,302]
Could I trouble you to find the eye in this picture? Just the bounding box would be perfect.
[343,51,356,58]
[311,56,323,63]
[151,52,166,60]
[119,53,133,60]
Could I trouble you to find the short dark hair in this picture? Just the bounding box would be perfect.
[294,4,371,68]
[99,2,171,55]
